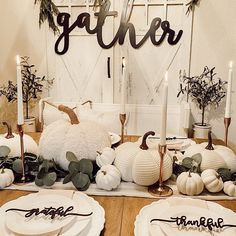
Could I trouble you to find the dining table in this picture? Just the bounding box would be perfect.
[0,133,235,236]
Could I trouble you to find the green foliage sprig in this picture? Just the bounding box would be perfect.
[186,0,200,15]
[63,152,93,191]
[34,0,60,34]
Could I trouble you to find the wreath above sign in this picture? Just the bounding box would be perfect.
[34,0,200,34]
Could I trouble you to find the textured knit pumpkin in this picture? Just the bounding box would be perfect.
[201,169,224,193]
[132,131,173,186]
[96,165,121,190]
[176,171,204,196]
[39,104,111,170]
[184,132,236,173]
[0,122,38,157]
[0,168,14,188]
[96,147,116,168]
[223,181,236,197]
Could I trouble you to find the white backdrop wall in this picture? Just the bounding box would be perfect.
[0,0,236,151]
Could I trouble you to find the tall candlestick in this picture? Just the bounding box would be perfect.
[160,71,168,145]
[16,55,24,125]
[225,61,233,118]
[120,57,126,114]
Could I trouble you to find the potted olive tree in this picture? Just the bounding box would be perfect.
[0,56,53,132]
[177,66,226,138]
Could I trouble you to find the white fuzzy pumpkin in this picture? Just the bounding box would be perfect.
[0,168,14,188]
[0,122,38,157]
[201,169,224,193]
[184,132,236,173]
[96,165,121,190]
[39,105,111,170]
[96,147,116,168]
[176,171,204,196]
[223,181,236,197]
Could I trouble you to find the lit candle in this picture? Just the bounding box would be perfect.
[120,57,126,114]
[160,71,168,146]
[16,55,24,125]
[225,61,233,118]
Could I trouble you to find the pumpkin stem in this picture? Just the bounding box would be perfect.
[188,170,192,177]
[205,131,214,150]
[101,171,107,175]
[2,122,14,139]
[58,105,80,125]
[1,168,5,174]
[140,131,155,150]
[96,151,102,155]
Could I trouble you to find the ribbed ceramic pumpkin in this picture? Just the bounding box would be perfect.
[0,122,38,157]
[223,181,236,197]
[176,171,204,196]
[131,132,173,186]
[184,132,236,173]
[201,169,224,193]
[39,104,111,170]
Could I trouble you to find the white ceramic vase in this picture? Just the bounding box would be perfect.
[24,117,36,133]
[193,123,211,139]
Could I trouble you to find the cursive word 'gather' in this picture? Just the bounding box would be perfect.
[6,206,93,220]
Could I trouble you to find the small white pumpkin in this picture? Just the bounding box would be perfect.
[176,171,204,196]
[201,169,224,193]
[0,122,38,157]
[223,181,236,197]
[0,168,14,188]
[39,105,111,170]
[96,165,121,191]
[96,147,116,168]
[184,131,236,173]
[131,132,173,186]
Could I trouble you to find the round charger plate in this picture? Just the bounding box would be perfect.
[134,197,236,236]
[0,192,105,236]
[5,195,78,235]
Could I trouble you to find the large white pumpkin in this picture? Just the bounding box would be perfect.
[0,122,38,157]
[39,105,111,170]
[184,132,236,173]
[114,131,173,184]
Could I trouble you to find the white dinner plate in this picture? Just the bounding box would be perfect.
[0,192,104,236]
[109,132,121,145]
[5,195,78,235]
[135,197,236,236]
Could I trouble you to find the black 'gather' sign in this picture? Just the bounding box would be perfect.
[55,0,183,55]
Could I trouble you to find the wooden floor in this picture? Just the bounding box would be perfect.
[0,133,235,236]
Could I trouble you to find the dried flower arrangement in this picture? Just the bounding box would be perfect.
[177,66,227,126]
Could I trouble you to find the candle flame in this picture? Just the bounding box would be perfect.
[164,71,168,82]
[122,57,126,67]
[229,61,234,69]
[16,55,20,65]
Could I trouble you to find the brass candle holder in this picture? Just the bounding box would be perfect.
[148,144,173,197]
[17,124,25,182]
[224,117,231,146]
[119,113,126,143]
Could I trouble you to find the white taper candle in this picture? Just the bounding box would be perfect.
[225,61,233,118]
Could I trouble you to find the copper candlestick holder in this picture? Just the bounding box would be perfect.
[17,124,25,182]
[148,144,173,197]
[224,117,231,146]
[119,113,126,143]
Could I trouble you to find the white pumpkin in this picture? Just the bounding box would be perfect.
[0,122,38,157]
[201,169,224,193]
[39,105,111,170]
[176,171,204,196]
[131,132,173,186]
[0,168,14,188]
[96,165,121,191]
[223,181,236,197]
[184,131,236,173]
[96,147,116,168]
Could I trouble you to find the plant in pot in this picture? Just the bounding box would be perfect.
[177,66,226,138]
[0,56,53,132]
